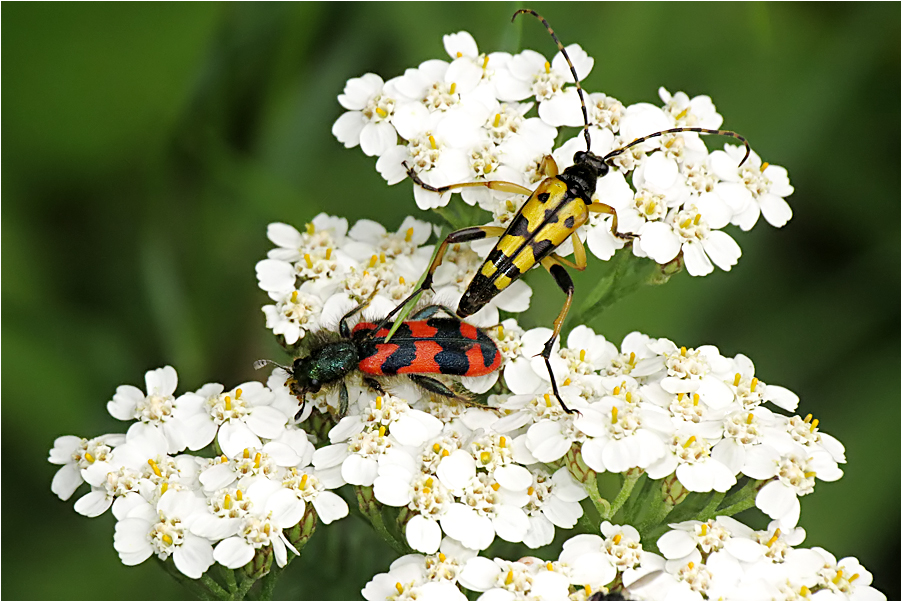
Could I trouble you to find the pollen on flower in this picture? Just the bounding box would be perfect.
[423,81,459,111]
[135,392,175,423]
[407,133,444,173]
[468,141,501,177]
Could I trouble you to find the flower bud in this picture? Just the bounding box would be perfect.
[284,505,318,551]
[242,545,273,580]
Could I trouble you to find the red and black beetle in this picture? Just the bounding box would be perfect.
[259,301,502,418]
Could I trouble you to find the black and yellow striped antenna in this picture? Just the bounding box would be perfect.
[513,9,752,168]
[513,8,592,152]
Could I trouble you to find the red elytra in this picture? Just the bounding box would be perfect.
[353,318,502,378]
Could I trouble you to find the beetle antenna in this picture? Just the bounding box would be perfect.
[603,127,751,167]
[254,359,291,372]
[342,290,384,341]
[513,8,591,152]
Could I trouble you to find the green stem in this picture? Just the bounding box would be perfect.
[582,474,611,519]
[620,474,649,525]
[697,491,726,522]
[577,509,599,534]
[636,480,669,537]
[607,471,641,520]
[500,1,526,54]
[716,489,760,518]
[369,509,409,555]
[258,565,281,601]
[231,573,256,601]
[200,573,230,600]
[572,252,674,330]
[719,478,762,511]
[158,559,213,600]
[223,568,238,596]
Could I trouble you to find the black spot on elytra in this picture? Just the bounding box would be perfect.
[502,264,521,279]
[488,248,505,267]
[537,192,550,203]
[544,207,556,221]
[479,340,496,369]
[564,215,575,229]
[428,318,465,340]
[380,343,417,375]
[531,239,554,259]
[434,347,470,375]
[508,215,530,238]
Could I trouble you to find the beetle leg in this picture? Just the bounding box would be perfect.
[545,231,588,271]
[338,296,376,338]
[369,226,507,333]
[404,161,533,196]
[294,394,306,421]
[587,202,636,240]
[537,255,578,414]
[408,374,459,399]
[362,377,387,396]
[538,154,559,177]
[338,383,349,418]
[409,304,449,320]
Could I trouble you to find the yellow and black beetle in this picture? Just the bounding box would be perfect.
[379,9,751,414]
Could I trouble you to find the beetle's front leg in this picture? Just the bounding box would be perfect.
[588,201,636,241]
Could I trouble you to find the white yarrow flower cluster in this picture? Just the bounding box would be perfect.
[335,30,793,276]
[49,366,349,579]
[363,519,885,601]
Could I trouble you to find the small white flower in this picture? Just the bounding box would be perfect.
[114,490,213,578]
[348,215,435,260]
[501,45,594,126]
[519,467,586,548]
[646,430,736,494]
[212,485,301,569]
[362,539,471,601]
[812,549,886,601]
[711,145,793,230]
[744,442,842,528]
[577,388,670,474]
[659,87,723,130]
[106,366,187,453]
[49,433,124,501]
[333,73,399,157]
[439,466,529,551]
[76,422,184,518]
[638,200,740,276]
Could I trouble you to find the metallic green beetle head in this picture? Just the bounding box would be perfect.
[290,340,359,396]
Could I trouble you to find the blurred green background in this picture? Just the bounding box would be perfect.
[3,2,898,599]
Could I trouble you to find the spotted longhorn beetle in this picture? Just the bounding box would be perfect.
[258,301,502,418]
[375,9,752,414]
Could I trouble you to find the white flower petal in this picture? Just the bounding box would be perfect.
[173,534,215,579]
[406,515,441,554]
[312,491,349,524]
[213,537,255,569]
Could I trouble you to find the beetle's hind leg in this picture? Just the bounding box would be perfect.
[408,374,460,399]
[537,255,579,415]
[362,377,387,396]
